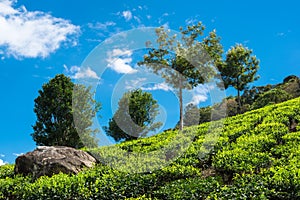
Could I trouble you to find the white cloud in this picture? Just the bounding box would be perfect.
[185,15,202,25]
[0,159,6,166]
[13,152,23,157]
[133,16,141,24]
[0,153,6,166]
[64,65,100,80]
[110,48,132,57]
[141,82,173,92]
[122,10,132,21]
[87,21,116,30]
[125,78,147,89]
[276,30,291,38]
[73,67,99,80]
[162,22,169,29]
[185,18,197,25]
[162,13,169,17]
[0,0,80,58]
[243,40,250,45]
[190,85,210,105]
[106,49,137,74]
[0,0,16,15]
[158,12,172,25]
[108,58,136,74]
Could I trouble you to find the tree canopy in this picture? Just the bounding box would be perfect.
[221,44,260,113]
[31,74,100,149]
[252,88,292,109]
[105,89,162,142]
[138,22,223,130]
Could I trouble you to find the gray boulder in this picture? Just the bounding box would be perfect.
[14,146,96,179]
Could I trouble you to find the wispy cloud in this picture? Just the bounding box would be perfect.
[64,65,100,80]
[125,78,147,90]
[243,40,250,45]
[189,85,210,105]
[87,21,116,31]
[106,49,137,74]
[73,67,99,80]
[0,0,80,59]
[158,12,169,24]
[122,10,132,21]
[185,15,202,25]
[141,82,173,92]
[185,18,197,25]
[277,32,285,37]
[13,152,23,157]
[115,7,149,28]
[133,16,141,24]
[158,12,175,26]
[276,30,291,37]
[211,17,217,23]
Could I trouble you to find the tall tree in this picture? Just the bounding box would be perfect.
[183,103,200,127]
[252,88,292,109]
[32,74,100,149]
[221,44,260,113]
[105,89,162,142]
[138,22,222,130]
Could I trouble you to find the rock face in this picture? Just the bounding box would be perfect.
[14,146,96,179]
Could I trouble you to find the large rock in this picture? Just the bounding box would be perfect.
[14,146,97,179]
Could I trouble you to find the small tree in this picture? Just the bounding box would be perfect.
[32,74,100,149]
[241,84,273,106]
[139,22,222,130]
[105,89,162,142]
[221,44,260,113]
[199,106,212,124]
[252,88,292,109]
[183,103,200,127]
[281,75,300,98]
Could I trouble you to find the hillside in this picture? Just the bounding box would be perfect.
[197,75,300,124]
[1,97,300,199]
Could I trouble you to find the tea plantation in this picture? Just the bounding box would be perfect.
[1,97,300,199]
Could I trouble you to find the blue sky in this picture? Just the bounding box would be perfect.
[0,0,299,164]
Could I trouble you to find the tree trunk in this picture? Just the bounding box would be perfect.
[179,79,184,131]
[237,89,241,114]
[236,77,241,114]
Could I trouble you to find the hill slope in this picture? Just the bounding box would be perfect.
[1,97,300,199]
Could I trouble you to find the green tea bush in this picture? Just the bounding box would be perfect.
[0,97,300,199]
[153,177,221,200]
[0,165,14,179]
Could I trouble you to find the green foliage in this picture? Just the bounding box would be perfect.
[2,97,300,199]
[208,174,272,199]
[0,165,14,179]
[281,75,300,98]
[105,89,161,142]
[221,44,260,112]
[195,75,299,125]
[183,103,200,127]
[153,177,221,200]
[199,106,212,124]
[241,84,273,105]
[32,74,100,149]
[138,22,222,130]
[252,88,292,109]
